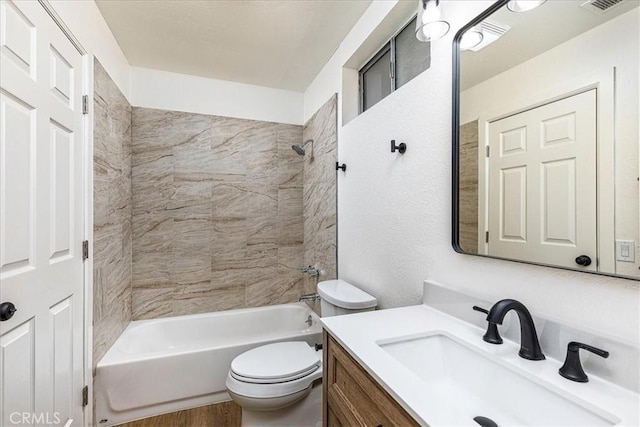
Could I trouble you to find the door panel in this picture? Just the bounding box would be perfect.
[0,93,35,274]
[1,0,35,76]
[542,159,576,245]
[500,126,526,155]
[50,46,73,106]
[51,297,74,423]
[1,319,36,426]
[0,0,85,425]
[50,121,74,262]
[488,90,596,270]
[500,166,527,242]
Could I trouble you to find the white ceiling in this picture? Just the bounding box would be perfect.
[95,0,372,92]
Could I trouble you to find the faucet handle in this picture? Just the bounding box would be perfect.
[559,341,609,383]
[472,305,489,315]
[473,306,503,344]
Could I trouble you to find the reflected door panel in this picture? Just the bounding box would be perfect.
[487,90,596,270]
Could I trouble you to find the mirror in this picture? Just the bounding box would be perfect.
[452,0,639,279]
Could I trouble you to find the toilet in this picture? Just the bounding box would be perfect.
[226,279,377,427]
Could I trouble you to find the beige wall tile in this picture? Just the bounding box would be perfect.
[459,120,479,254]
[92,59,132,370]
[302,95,338,294]
[131,108,306,319]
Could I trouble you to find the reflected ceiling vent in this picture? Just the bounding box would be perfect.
[580,0,624,14]
[467,21,511,52]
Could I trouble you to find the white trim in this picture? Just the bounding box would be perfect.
[478,120,488,254]
[82,54,95,427]
[37,0,86,55]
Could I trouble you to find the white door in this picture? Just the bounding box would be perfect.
[487,89,597,271]
[0,0,85,425]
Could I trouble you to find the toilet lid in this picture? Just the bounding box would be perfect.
[230,342,320,383]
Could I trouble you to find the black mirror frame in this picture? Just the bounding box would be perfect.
[452,0,509,254]
[450,0,636,280]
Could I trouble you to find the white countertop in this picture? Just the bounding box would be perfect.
[321,304,640,426]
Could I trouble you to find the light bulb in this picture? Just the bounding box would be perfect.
[460,29,483,51]
[415,0,450,42]
[507,0,547,13]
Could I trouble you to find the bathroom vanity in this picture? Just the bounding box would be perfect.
[321,281,640,427]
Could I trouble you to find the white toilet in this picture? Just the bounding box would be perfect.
[226,279,377,427]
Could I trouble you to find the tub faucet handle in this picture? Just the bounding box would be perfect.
[300,265,320,277]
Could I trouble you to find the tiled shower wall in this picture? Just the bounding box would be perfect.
[302,95,338,295]
[459,120,479,253]
[93,59,132,368]
[131,108,305,319]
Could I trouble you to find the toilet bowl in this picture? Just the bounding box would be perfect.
[225,341,322,412]
[226,279,376,426]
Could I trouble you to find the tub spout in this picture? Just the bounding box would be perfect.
[299,293,320,303]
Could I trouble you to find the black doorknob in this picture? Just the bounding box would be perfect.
[0,302,17,321]
[575,255,592,266]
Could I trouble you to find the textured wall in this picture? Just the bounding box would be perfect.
[302,95,338,296]
[459,120,478,254]
[131,108,304,319]
[327,1,639,344]
[93,59,132,369]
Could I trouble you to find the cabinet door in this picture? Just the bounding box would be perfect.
[323,331,419,427]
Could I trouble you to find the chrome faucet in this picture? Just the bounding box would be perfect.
[299,293,320,303]
[483,299,545,361]
[305,315,313,327]
[301,265,320,277]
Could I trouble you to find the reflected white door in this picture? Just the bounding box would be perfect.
[0,0,85,425]
[487,89,596,270]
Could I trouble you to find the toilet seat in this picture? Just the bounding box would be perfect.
[226,342,322,401]
[230,341,320,383]
[230,363,320,384]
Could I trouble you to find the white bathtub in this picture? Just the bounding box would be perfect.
[95,303,322,426]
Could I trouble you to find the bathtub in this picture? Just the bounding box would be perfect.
[95,303,322,426]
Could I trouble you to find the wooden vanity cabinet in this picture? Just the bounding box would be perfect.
[323,331,419,427]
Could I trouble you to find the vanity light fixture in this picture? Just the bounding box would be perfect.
[460,25,484,51]
[415,0,450,42]
[507,0,547,13]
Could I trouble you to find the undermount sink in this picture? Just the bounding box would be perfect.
[378,332,619,426]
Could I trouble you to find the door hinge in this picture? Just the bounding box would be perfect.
[82,385,88,407]
[485,231,490,243]
[486,146,490,158]
[82,240,89,261]
[82,95,89,115]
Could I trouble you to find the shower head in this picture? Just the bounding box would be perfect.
[292,139,314,157]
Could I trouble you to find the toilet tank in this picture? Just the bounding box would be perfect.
[317,280,377,317]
